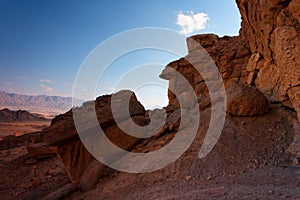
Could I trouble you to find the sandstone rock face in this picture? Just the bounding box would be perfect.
[44,90,147,185]
[160,1,300,121]
[287,120,300,159]
[27,143,57,159]
[160,34,251,112]
[236,0,300,120]
[226,83,269,116]
[79,160,106,192]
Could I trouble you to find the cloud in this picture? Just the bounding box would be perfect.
[0,67,2,70]
[106,87,117,92]
[40,79,53,83]
[5,82,12,85]
[41,84,54,92]
[176,11,209,34]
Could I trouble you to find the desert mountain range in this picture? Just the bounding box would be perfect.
[0,90,84,116]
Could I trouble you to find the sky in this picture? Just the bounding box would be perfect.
[0,0,241,109]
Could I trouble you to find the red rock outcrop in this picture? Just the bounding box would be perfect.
[43,90,147,186]
[160,34,252,113]
[226,83,269,116]
[27,143,57,159]
[236,0,300,120]
[160,0,300,121]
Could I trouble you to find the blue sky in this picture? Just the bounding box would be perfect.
[0,0,241,108]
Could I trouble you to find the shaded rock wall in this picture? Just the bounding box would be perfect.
[43,91,147,185]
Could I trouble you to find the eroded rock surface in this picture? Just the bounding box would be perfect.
[43,90,147,185]
[237,0,300,119]
[226,83,269,116]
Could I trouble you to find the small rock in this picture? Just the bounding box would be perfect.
[47,166,62,176]
[293,157,300,166]
[40,183,76,200]
[30,178,40,188]
[24,158,38,165]
[185,176,192,181]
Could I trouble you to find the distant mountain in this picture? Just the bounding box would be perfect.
[0,90,84,116]
[0,108,48,122]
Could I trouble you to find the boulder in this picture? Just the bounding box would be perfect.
[41,183,76,200]
[44,90,147,185]
[226,83,269,116]
[80,160,105,192]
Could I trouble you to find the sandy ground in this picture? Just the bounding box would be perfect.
[71,165,300,200]
[0,121,51,139]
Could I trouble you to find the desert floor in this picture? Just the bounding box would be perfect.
[0,121,51,139]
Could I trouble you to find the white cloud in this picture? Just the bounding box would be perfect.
[5,82,12,85]
[106,87,117,92]
[40,79,53,83]
[176,11,209,34]
[41,84,54,92]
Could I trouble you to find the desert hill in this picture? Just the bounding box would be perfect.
[0,108,48,122]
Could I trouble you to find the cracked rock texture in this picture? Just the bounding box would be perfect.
[237,0,300,120]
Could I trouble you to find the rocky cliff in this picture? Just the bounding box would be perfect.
[39,0,300,198]
[161,0,300,121]
[237,0,300,120]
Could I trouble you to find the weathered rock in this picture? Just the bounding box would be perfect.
[80,160,104,192]
[41,183,76,200]
[45,90,145,146]
[287,87,300,121]
[44,90,147,185]
[55,139,94,184]
[44,110,76,146]
[236,0,300,120]
[160,1,300,122]
[226,83,269,116]
[27,143,57,159]
[160,34,251,111]
[287,121,300,159]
